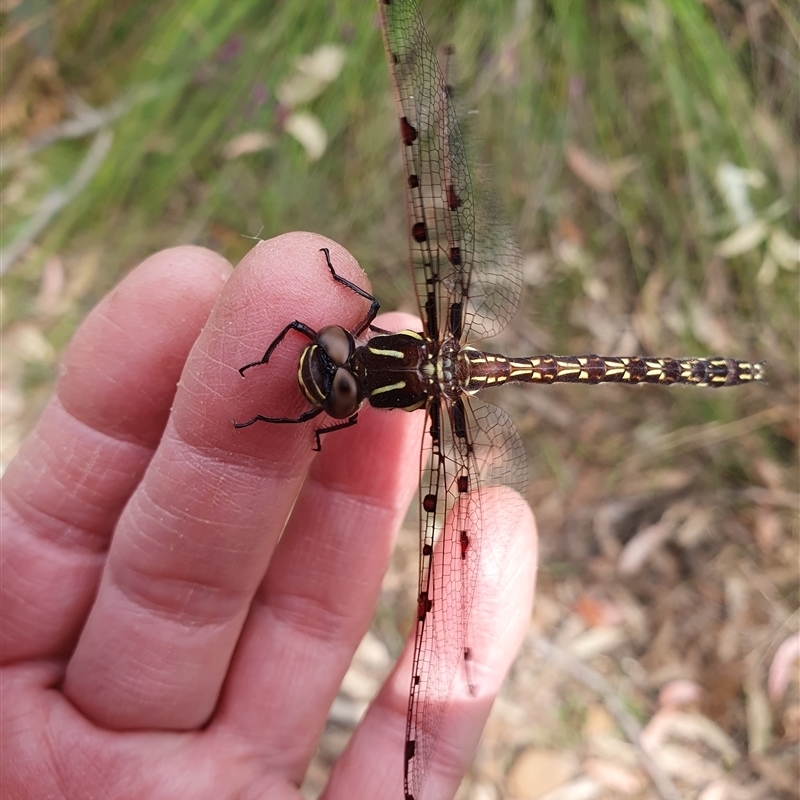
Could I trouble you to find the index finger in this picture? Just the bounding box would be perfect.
[63,232,381,728]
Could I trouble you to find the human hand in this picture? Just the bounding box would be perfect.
[1,232,537,800]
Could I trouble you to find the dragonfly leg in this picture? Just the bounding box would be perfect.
[233,405,324,430]
[319,247,380,336]
[312,413,359,451]
[238,320,317,376]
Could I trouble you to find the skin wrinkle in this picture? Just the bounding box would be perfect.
[106,559,248,630]
[0,518,104,645]
[50,722,100,800]
[51,390,161,456]
[224,630,357,788]
[261,584,369,651]
[126,438,306,572]
[104,458,287,627]
[3,667,62,793]
[3,463,127,555]
[168,330,320,472]
[126,625,226,688]
[88,309,145,363]
[162,427,310,497]
[252,517,400,659]
[254,418,423,655]
[58,359,174,448]
[1,501,105,583]
[258,565,370,647]
[99,249,228,336]
[306,466,409,529]
[41,724,67,800]
[252,601,359,698]
[3,476,108,555]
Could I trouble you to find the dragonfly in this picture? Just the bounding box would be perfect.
[235,1,765,797]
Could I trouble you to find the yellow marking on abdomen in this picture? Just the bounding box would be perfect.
[556,362,580,376]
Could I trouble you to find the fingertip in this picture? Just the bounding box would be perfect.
[221,232,369,338]
[325,491,538,800]
[183,232,371,457]
[57,245,232,443]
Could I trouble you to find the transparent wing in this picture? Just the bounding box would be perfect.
[405,394,527,800]
[378,0,522,345]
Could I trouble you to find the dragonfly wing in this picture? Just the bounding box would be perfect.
[378,0,522,346]
[462,168,523,342]
[378,0,472,343]
[406,394,527,799]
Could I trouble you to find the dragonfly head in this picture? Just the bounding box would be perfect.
[298,325,363,419]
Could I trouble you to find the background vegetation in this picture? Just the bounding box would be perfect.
[2,1,798,798]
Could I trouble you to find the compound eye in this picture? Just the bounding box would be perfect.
[317,325,353,367]
[325,368,360,419]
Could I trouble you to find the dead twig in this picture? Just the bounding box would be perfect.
[621,404,793,470]
[0,128,113,274]
[0,84,157,172]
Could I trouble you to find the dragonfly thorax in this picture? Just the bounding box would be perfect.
[428,336,466,397]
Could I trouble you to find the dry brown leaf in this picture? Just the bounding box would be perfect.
[284,112,327,161]
[582,758,643,794]
[768,227,800,270]
[715,218,769,258]
[696,779,729,800]
[564,144,639,193]
[33,255,65,316]
[567,626,628,660]
[556,216,585,245]
[753,509,782,553]
[277,44,346,107]
[617,517,675,575]
[506,748,579,799]
[582,704,616,737]
[641,710,740,765]
[572,593,624,628]
[221,131,275,160]
[564,143,639,193]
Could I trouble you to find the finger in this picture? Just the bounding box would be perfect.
[63,233,377,730]
[0,246,231,662]
[214,312,424,781]
[324,493,538,800]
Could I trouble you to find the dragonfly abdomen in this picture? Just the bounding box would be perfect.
[462,350,765,390]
